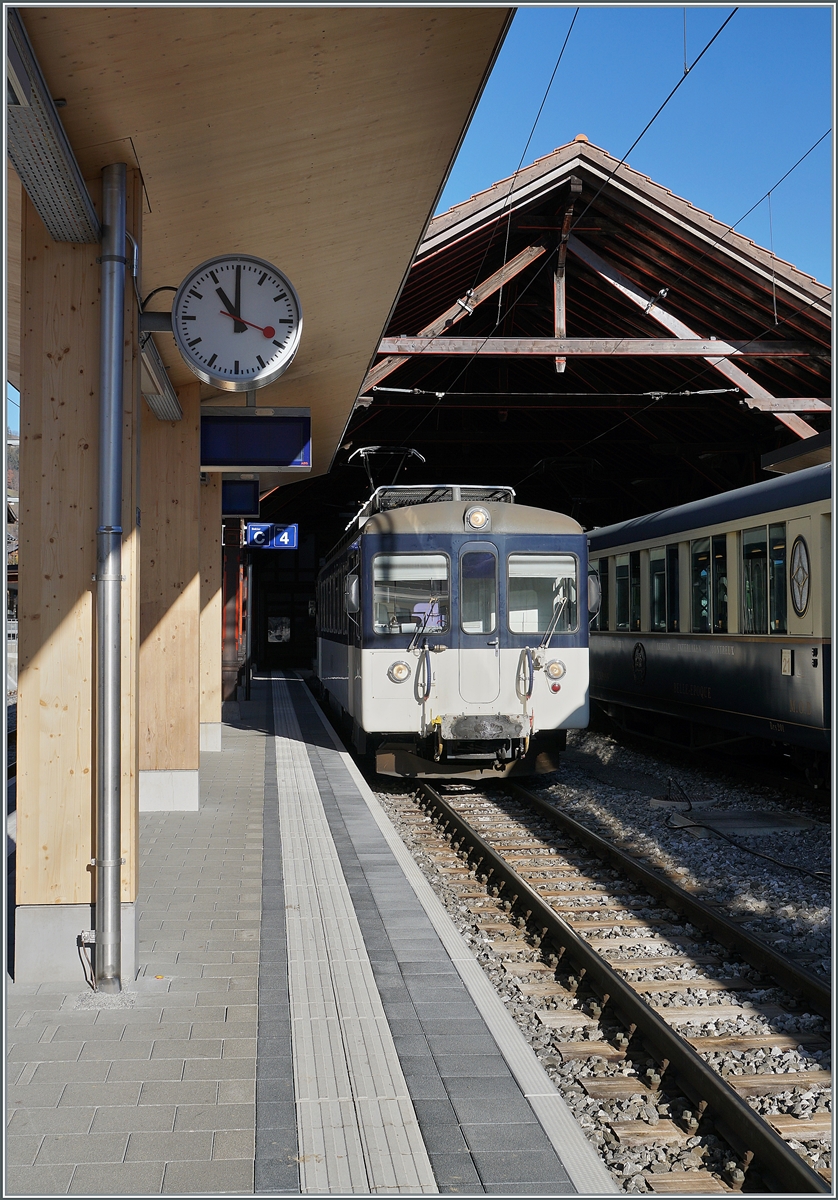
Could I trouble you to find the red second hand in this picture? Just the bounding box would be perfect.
[219,310,275,338]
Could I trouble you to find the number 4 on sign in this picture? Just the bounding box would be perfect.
[271,524,298,549]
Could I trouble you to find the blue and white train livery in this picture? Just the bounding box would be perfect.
[315,485,599,778]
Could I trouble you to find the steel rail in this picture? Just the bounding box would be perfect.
[509,783,830,1019]
[416,782,830,1195]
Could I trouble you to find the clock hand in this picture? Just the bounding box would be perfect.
[216,285,247,334]
[218,310,276,338]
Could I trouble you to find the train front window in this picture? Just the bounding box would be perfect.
[650,548,666,631]
[372,554,449,635]
[769,523,787,634]
[461,551,497,633]
[712,535,728,633]
[691,539,711,633]
[508,554,578,633]
[615,555,629,630]
[742,527,768,634]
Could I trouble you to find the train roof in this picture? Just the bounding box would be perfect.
[588,462,832,552]
[361,500,583,537]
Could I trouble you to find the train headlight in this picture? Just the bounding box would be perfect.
[387,661,411,683]
[464,505,490,531]
[545,659,566,680]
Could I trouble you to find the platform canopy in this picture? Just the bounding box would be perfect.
[340,137,831,526]
[10,5,512,480]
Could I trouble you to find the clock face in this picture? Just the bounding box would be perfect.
[172,254,302,392]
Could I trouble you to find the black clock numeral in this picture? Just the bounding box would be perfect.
[188,337,202,348]
[189,289,203,300]
[276,319,293,324]
[182,315,197,321]
[207,354,217,368]
[256,355,265,369]
[234,360,239,374]
[273,292,287,302]
[209,270,219,285]
[258,272,267,286]
[272,339,285,348]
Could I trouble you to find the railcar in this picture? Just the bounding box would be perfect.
[587,463,831,782]
[315,485,599,778]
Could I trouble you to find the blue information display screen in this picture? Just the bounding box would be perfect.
[245,523,299,550]
[201,412,311,470]
[221,479,260,517]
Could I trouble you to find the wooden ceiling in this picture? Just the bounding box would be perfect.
[16,6,511,479]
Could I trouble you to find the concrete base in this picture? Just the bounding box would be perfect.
[139,769,200,812]
[15,902,138,985]
[200,722,222,752]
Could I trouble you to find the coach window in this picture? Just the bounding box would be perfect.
[372,554,449,635]
[742,527,768,634]
[666,545,680,631]
[769,523,787,633]
[598,559,610,631]
[629,551,641,631]
[650,548,666,631]
[461,551,497,633]
[691,539,711,633]
[712,535,728,633]
[614,555,629,630]
[508,554,578,633]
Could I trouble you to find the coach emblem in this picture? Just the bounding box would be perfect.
[632,641,647,682]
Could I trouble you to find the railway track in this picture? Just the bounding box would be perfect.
[388,779,831,1194]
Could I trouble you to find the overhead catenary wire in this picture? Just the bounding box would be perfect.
[662,129,832,296]
[397,8,742,448]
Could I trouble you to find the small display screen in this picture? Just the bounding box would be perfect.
[201,413,311,469]
[221,479,260,517]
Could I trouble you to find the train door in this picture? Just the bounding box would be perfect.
[786,516,813,636]
[458,543,500,703]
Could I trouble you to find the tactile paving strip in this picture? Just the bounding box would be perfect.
[271,678,437,1195]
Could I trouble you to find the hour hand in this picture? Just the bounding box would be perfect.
[216,286,246,333]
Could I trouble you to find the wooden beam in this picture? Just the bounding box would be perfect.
[566,234,822,439]
[739,398,831,412]
[376,337,813,357]
[554,177,581,373]
[360,241,548,393]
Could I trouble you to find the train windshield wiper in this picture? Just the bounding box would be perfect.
[539,595,568,651]
[408,595,439,652]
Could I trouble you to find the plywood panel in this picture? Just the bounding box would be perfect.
[6,162,22,389]
[199,475,222,726]
[139,381,201,771]
[17,172,142,905]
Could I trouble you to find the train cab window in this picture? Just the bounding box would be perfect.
[712,535,728,633]
[666,544,680,631]
[650,548,666,631]
[629,551,641,631]
[597,559,609,631]
[742,527,768,634]
[615,555,629,630]
[461,551,497,633]
[769,523,787,634]
[508,554,578,633]
[372,553,449,635]
[691,539,711,633]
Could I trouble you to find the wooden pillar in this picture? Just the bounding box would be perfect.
[199,475,222,750]
[222,519,244,701]
[138,381,201,809]
[16,171,142,983]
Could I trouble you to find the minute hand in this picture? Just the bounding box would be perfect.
[216,286,246,333]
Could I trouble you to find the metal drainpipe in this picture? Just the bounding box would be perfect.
[95,163,127,992]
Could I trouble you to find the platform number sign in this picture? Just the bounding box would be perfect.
[245,523,298,550]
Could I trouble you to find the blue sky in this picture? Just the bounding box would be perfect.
[438,5,833,286]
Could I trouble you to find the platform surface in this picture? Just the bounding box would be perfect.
[6,674,614,1196]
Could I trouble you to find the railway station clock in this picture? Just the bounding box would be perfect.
[172,254,302,391]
